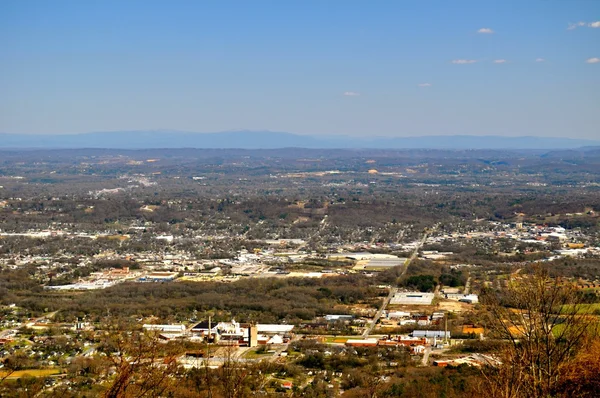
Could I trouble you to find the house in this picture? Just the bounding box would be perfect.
[431,312,445,321]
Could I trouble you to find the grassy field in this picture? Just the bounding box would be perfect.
[243,348,274,359]
[560,303,600,314]
[552,318,600,338]
[0,368,62,379]
[323,335,359,344]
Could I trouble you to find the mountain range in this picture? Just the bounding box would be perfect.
[0,131,598,150]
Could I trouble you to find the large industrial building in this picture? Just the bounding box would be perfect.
[190,319,294,347]
[390,292,435,305]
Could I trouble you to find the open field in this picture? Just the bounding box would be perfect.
[323,335,358,344]
[436,300,472,313]
[0,368,62,379]
[242,348,273,359]
[561,303,600,315]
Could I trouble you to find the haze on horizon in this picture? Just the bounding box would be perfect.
[1,0,599,139]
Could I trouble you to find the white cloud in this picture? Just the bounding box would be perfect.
[451,59,477,64]
[535,58,545,62]
[567,21,586,30]
[343,91,360,96]
[493,59,507,64]
[586,57,600,64]
[418,83,432,87]
[568,21,596,30]
[477,28,494,34]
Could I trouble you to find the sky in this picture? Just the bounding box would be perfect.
[1,0,599,139]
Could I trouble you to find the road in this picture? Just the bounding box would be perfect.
[463,276,472,295]
[400,223,438,278]
[1,311,60,340]
[362,287,398,338]
[421,346,432,366]
[433,283,441,299]
[362,224,438,338]
[25,311,59,328]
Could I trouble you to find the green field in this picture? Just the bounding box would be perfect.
[560,303,600,315]
[243,348,273,359]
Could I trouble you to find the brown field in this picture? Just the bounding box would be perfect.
[0,368,62,379]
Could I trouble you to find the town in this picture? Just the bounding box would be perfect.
[1,148,599,397]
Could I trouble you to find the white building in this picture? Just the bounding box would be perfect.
[143,324,186,333]
[444,293,479,304]
[391,292,434,305]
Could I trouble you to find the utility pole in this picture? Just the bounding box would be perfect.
[205,314,214,398]
[208,315,211,343]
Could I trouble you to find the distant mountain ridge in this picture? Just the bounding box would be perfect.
[0,131,598,150]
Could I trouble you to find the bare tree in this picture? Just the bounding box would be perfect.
[480,267,598,398]
[188,344,273,398]
[101,329,184,398]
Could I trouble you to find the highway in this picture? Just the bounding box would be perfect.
[362,287,397,338]
[400,224,438,278]
[362,224,438,338]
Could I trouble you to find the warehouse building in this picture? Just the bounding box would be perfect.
[390,292,434,305]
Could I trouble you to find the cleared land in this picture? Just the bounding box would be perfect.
[0,368,62,379]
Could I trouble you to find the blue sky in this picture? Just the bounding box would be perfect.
[1,0,599,138]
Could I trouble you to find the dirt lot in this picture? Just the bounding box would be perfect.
[436,300,472,313]
[387,299,472,313]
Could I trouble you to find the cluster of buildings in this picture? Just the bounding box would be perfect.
[428,222,597,257]
[44,268,180,290]
[2,216,598,294]
[382,311,448,328]
[344,336,427,354]
[143,319,295,347]
[433,353,499,368]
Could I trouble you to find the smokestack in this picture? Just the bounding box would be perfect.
[444,313,448,344]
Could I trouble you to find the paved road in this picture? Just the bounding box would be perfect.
[463,276,472,295]
[433,283,441,298]
[0,328,17,339]
[24,311,59,328]
[400,224,438,278]
[362,224,438,338]
[421,346,432,366]
[362,287,397,338]
[267,343,290,363]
